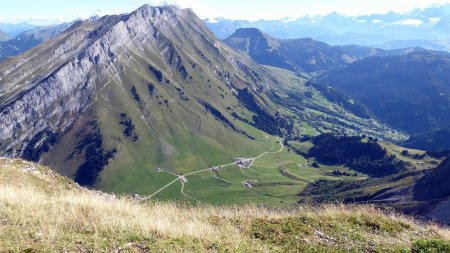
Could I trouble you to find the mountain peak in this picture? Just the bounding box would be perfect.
[136,4,179,12]
[132,4,185,19]
[231,27,268,38]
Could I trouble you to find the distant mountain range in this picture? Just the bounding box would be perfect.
[224,28,353,76]
[207,4,450,51]
[0,22,72,61]
[318,51,450,135]
[0,30,10,41]
[225,27,450,147]
[4,4,450,62]
[224,28,428,76]
[0,22,38,37]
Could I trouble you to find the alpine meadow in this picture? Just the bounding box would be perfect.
[1,1,450,252]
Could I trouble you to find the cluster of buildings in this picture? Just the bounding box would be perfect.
[234,158,253,168]
[243,180,254,188]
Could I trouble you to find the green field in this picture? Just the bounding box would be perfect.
[134,136,363,205]
[132,135,426,206]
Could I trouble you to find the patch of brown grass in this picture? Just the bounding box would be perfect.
[0,158,448,252]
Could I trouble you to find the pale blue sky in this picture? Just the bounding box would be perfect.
[1,0,450,24]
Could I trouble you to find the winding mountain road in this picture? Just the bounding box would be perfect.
[140,137,284,201]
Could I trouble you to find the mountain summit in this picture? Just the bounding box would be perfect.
[225,27,354,75]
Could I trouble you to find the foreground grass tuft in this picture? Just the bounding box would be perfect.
[0,158,449,252]
[412,239,450,253]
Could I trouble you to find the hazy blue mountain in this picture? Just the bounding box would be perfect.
[0,22,72,61]
[0,22,38,37]
[206,4,450,51]
[0,30,10,41]
[316,33,390,46]
[378,39,450,52]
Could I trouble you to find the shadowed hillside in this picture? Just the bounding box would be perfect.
[318,51,450,135]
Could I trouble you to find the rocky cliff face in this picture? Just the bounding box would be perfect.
[0,14,126,157]
[0,5,403,192]
[0,6,210,155]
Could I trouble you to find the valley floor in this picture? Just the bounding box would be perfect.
[144,136,285,201]
[139,136,355,205]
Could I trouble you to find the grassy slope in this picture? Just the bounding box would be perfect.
[38,28,275,196]
[98,130,363,205]
[379,141,442,170]
[38,57,435,206]
[297,140,448,214]
[1,158,449,252]
[62,45,376,203]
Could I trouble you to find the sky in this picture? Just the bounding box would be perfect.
[1,0,450,24]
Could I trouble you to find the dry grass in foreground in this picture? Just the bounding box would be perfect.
[0,158,449,252]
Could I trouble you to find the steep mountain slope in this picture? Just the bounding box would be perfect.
[415,158,450,202]
[0,5,401,195]
[2,158,449,252]
[318,51,450,134]
[415,158,450,223]
[0,22,72,61]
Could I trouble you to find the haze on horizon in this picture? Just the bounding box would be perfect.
[1,0,450,25]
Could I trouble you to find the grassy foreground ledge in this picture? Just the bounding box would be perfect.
[0,158,449,252]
